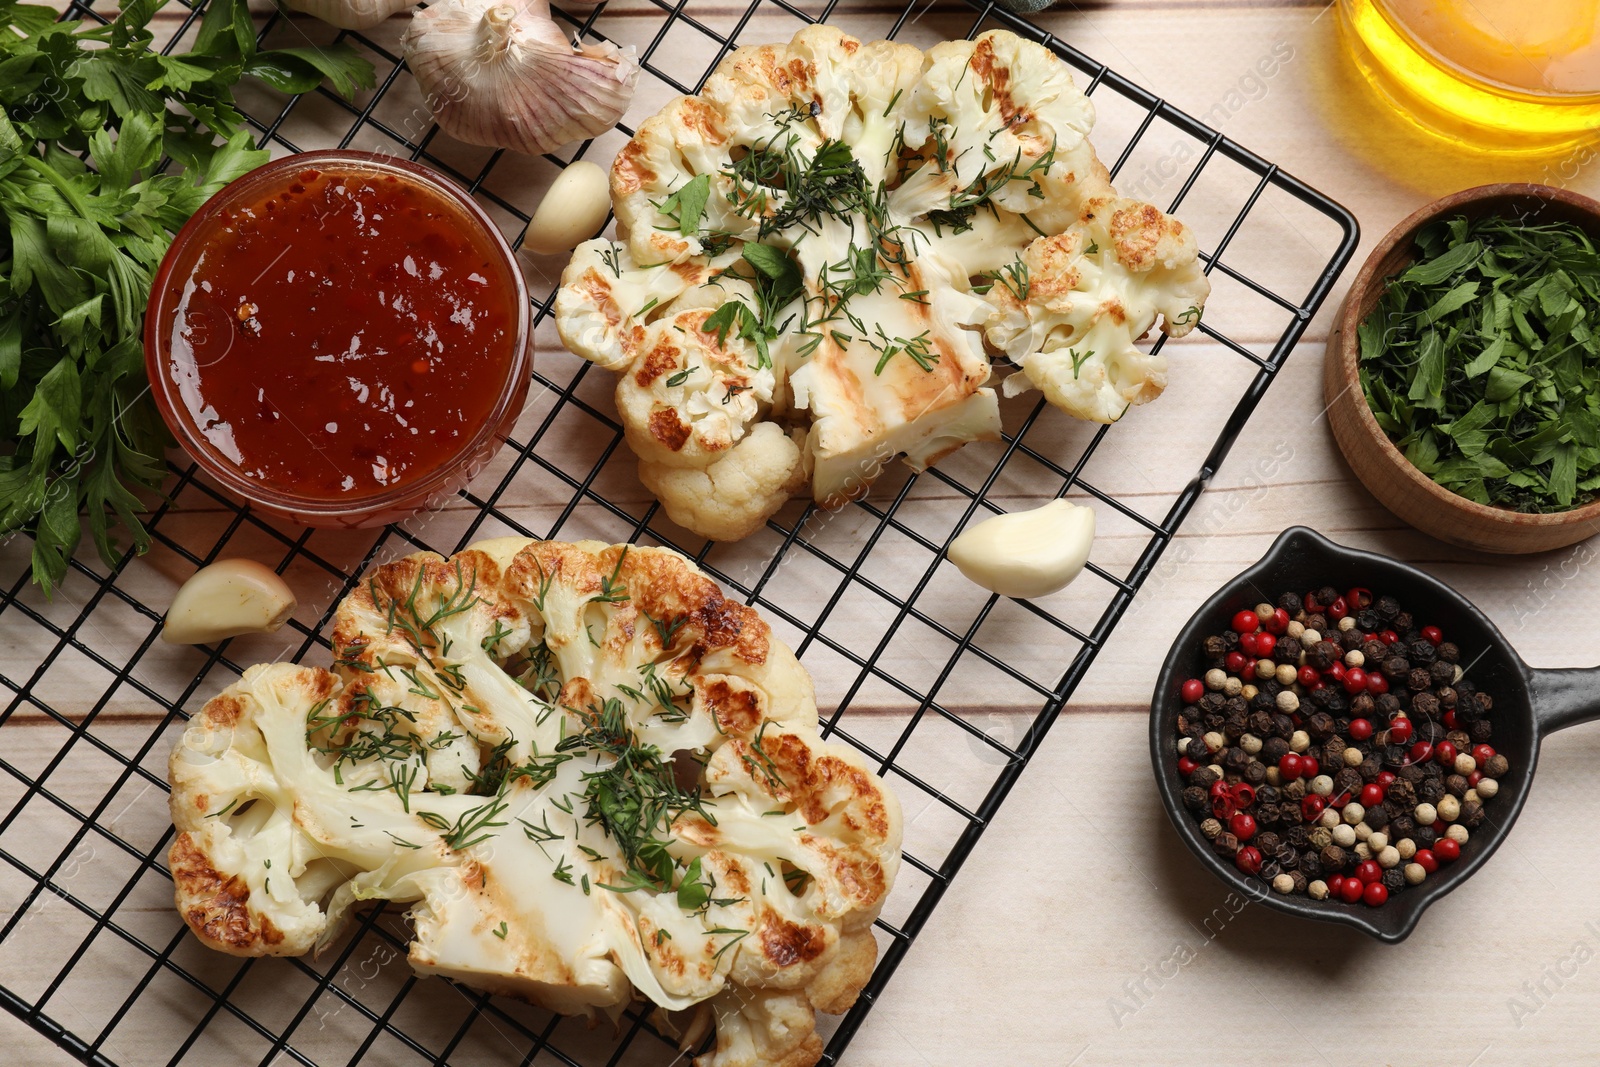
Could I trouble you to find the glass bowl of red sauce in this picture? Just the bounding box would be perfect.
[145,150,531,528]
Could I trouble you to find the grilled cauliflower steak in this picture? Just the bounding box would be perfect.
[554,25,1209,540]
[168,538,901,1067]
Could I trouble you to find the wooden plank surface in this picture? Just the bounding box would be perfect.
[6,0,1600,1064]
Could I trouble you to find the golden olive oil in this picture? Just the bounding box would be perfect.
[1340,0,1600,148]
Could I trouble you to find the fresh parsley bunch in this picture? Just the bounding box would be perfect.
[0,0,373,595]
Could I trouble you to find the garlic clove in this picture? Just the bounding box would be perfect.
[946,499,1096,599]
[523,160,611,255]
[284,0,414,31]
[162,560,298,645]
[403,0,639,156]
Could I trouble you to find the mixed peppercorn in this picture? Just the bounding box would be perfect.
[1173,586,1510,907]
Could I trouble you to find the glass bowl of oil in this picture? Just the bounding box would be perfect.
[1340,0,1600,149]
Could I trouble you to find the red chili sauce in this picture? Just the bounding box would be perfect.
[161,167,518,501]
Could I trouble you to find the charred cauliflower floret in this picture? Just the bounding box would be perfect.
[554,25,1209,540]
[168,538,901,1067]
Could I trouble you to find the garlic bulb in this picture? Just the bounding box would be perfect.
[403,0,639,155]
[946,499,1096,599]
[284,0,413,31]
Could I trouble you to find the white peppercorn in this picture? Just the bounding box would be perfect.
[1240,733,1262,756]
[1477,777,1500,799]
[1205,764,1225,781]
[1320,809,1342,830]
[1256,658,1277,680]
[1310,774,1334,796]
[1438,795,1461,822]
[1265,767,1282,787]
[1287,621,1306,639]
[1354,842,1372,861]
[1223,676,1243,697]
[1203,731,1224,754]
[1242,684,1259,701]
[1276,690,1300,713]
[1446,824,1469,845]
[1396,838,1416,860]
[1345,650,1365,667]
[1343,747,1364,768]
[1404,862,1426,885]
[1200,817,1222,839]
[1368,832,1389,851]
[1453,753,1477,776]
[1415,802,1438,825]
[1255,602,1275,619]
[1289,730,1311,754]
[1308,879,1330,900]
[1301,629,1322,645]
[1354,821,1373,841]
[1204,668,1227,690]
[1178,736,1193,755]
[1332,823,1357,847]
[1272,873,1294,894]
[1377,845,1400,869]
[1343,802,1366,825]
[1274,663,1298,687]
[1338,615,1357,632]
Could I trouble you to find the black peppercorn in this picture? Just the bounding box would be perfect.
[1365,802,1390,830]
[1447,730,1471,750]
[1182,786,1209,812]
[1436,641,1460,663]
[1244,760,1268,785]
[1308,686,1334,709]
[1307,711,1336,740]
[1414,826,1437,849]
[1212,831,1240,858]
[1289,870,1309,894]
[1250,692,1276,714]
[1271,714,1294,740]
[1350,693,1377,719]
[1470,719,1494,744]
[1399,764,1423,784]
[1275,637,1303,664]
[1202,634,1228,659]
[1409,640,1437,666]
[1249,710,1274,736]
[1417,778,1445,804]
[1204,710,1227,730]
[1359,756,1382,782]
[1381,656,1410,681]
[1258,785,1282,805]
[1411,692,1440,719]
[1334,768,1363,796]
[1477,691,1493,713]
[1299,852,1324,879]
[1381,867,1406,892]
[1341,629,1364,651]
[1377,693,1402,717]
[1320,844,1348,870]
[1394,611,1414,632]
[1485,754,1510,778]
[1306,642,1337,671]
[1262,737,1290,764]
[1362,638,1387,661]
[1274,843,1299,868]
[1188,766,1216,789]
[1286,825,1311,849]
[1460,800,1485,828]
[1324,690,1349,715]
[1446,773,1469,798]
[1386,779,1416,808]
[1430,660,1456,686]
[1255,831,1282,855]
[1382,743,1407,766]
[1315,586,1338,608]
[1407,668,1433,692]
[1202,692,1226,712]
[1375,595,1400,620]
[1260,860,1283,881]
[1420,719,1446,743]
[1221,630,1240,651]
[1223,714,1248,742]
[1390,814,1417,840]
[1307,613,1329,632]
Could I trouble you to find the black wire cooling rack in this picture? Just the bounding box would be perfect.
[0,0,1359,1063]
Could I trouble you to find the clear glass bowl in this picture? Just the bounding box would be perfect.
[145,150,532,529]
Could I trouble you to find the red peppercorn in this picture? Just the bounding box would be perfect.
[1379,630,1399,645]
[1349,718,1374,741]
[1377,771,1396,789]
[1230,813,1258,840]
[1298,665,1321,687]
[1388,718,1413,743]
[1355,860,1382,884]
[1236,846,1262,874]
[1343,667,1367,694]
[1347,587,1372,611]
[1227,651,1249,674]
[1360,783,1384,807]
[1435,838,1461,862]
[1232,610,1259,634]
[1409,741,1434,764]
[1472,744,1496,765]
[1178,756,1199,776]
[1436,741,1458,766]
[1363,882,1389,907]
[1232,784,1256,808]
[1443,710,1459,730]
[1468,770,1483,787]
[1256,633,1277,658]
[1212,798,1236,820]
[1302,795,1327,820]
[1301,755,1320,779]
[1328,596,1349,621]
[1327,662,1347,683]
[1414,849,1438,873]
[1339,877,1364,903]
[1328,875,1343,894]
[1432,819,1447,834]
[1210,780,1231,798]
[1422,625,1443,645]
[1278,753,1304,780]
[1366,672,1390,695]
[1239,631,1259,656]
[1304,592,1326,614]
[1266,608,1289,634]
[1181,678,1204,704]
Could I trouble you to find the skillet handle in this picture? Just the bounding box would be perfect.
[1529,667,1600,735]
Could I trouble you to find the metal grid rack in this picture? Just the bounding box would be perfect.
[0,0,1359,1064]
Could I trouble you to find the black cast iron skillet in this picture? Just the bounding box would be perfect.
[1150,526,1600,943]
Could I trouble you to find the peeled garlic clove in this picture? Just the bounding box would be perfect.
[403,0,639,156]
[162,560,297,645]
[946,500,1096,599]
[523,160,611,255]
[284,0,412,30]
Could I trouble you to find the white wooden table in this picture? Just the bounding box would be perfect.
[6,1,1600,1064]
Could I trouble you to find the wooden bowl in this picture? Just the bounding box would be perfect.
[1324,183,1600,554]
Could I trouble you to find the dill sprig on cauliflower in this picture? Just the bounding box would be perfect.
[555,26,1210,542]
